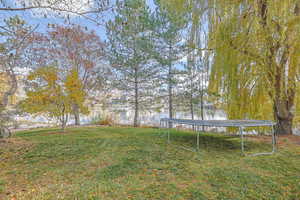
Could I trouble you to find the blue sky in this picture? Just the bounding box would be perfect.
[0,10,107,39]
[0,0,157,40]
[0,0,187,69]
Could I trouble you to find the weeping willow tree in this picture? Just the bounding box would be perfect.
[183,0,210,122]
[163,0,300,135]
[207,0,300,135]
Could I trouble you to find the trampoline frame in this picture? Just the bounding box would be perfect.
[159,118,277,156]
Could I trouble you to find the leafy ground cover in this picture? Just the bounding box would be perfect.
[0,127,299,200]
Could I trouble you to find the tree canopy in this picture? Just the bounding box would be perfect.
[21,65,88,130]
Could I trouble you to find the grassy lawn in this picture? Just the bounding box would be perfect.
[0,127,299,200]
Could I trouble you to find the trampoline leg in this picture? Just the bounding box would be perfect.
[167,121,170,143]
[272,125,276,153]
[197,131,200,150]
[247,125,277,157]
[159,121,162,134]
[240,127,245,155]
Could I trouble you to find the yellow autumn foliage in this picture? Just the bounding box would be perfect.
[20,65,88,126]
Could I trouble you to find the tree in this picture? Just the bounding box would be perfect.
[164,0,300,135]
[0,16,36,138]
[180,0,210,123]
[30,25,106,125]
[0,0,112,25]
[106,0,159,127]
[21,66,88,131]
[152,0,187,127]
[208,0,300,135]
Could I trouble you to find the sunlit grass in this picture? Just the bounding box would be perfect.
[0,127,299,199]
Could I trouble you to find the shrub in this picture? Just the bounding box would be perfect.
[99,116,114,126]
[90,114,102,125]
[90,114,114,126]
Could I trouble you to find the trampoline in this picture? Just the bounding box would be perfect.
[160,118,277,156]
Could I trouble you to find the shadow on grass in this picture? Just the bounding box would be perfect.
[163,130,272,153]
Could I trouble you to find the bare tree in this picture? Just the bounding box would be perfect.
[0,0,112,25]
[0,16,36,137]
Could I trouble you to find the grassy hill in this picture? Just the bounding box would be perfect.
[0,127,299,199]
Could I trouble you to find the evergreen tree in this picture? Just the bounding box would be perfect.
[106,0,159,127]
[152,0,187,126]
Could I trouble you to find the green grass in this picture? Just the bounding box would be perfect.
[0,127,299,200]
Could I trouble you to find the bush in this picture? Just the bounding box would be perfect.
[99,116,114,126]
[90,114,102,125]
[90,114,114,126]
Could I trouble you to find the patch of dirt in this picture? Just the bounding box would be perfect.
[248,135,300,147]
[0,138,34,162]
[0,138,33,148]
[279,135,300,146]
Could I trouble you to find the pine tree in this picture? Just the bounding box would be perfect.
[152,0,187,127]
[106,0,159,127]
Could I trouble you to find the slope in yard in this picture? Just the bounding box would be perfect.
[0,127,299,200]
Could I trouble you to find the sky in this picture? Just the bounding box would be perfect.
[0,0,188,68]
[0,8,107,39]
[0,0,157,40]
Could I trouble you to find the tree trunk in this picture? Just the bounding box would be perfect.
[0,64,18,138]
[73,104,80,126]
[1,65,18,109]
[61,114,69,132]
[0,126,11,139]
[273,100,294,135]
[190,93,195,131]
[133,68,139,127]
[61,121,66,132]
[60,106,68,132]
[74,112,80,126]
[168,64,173,128]
[276,117,293,135]
[257,0,295,135]
[200,90,205,131]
